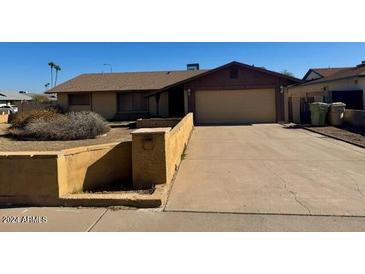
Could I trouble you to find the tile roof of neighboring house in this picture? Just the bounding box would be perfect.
[310,67,351,78]
[46,61,302,94]
[0,91,33,101]
[46,70,209,93]
[28,93,58,101]
[301,63,365,86]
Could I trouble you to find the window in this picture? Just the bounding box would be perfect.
[118,92,147,112]
[230,68,239,79]
[68,93,91,105]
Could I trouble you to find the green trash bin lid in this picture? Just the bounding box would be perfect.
[310,102,329,111]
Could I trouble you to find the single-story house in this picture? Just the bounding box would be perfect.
[46,61,301,124]
[285,61,365,123]
[0,91,33,105]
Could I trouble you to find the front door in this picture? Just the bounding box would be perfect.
[168,86,185,117]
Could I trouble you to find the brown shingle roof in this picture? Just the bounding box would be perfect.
[47,70,208,93]
[301,64,365,86]
[311,67,351,78]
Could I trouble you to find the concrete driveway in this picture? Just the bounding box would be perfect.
[166,124,365,216]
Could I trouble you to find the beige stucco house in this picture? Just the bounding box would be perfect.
[285,61,365,123]
[47,61,300,124]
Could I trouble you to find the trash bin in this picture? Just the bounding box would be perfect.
[309,102,330,126]
[328,102,346,126]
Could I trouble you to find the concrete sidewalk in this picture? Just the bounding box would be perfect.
[2,207,365,232]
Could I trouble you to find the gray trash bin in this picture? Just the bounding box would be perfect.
[328,102,346,126]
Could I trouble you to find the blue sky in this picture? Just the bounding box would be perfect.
[1,42,365,93]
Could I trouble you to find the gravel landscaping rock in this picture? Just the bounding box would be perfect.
[305,125,365,148]
[0,127,132,151]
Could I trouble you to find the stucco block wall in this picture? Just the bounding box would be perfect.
[136,117,181,128]
[132,128,169,189]
[165,113,194,183]
[131,113,194,189]
[0,142,132,205]
[344,109,365,127]
[0,154,60,199]
[59,142,132,195]
[92,91,117,120]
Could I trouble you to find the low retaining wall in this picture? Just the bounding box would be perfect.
[344,109,365,127]
[0,114,194,205]
[0,112,9,123]
[136,117,181,128]
[131,113,194,189]
[0,141,132,206]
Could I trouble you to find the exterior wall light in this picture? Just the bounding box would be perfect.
[280,86,284,94]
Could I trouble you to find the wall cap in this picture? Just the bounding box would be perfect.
[131,127,171,135]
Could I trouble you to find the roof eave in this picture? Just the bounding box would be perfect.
[145,61,302,97]
[45,88,162,94]
[292,74,365,87]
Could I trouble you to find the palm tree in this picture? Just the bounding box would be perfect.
[54,64,61,86]
[48,62,55,87]
[44,82,50,91]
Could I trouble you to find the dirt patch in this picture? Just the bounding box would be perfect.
[0,127,132,151]
[305,125,365,148]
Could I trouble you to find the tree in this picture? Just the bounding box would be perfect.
[48,62,61,87]
[280,70,295,77]
[48,62,55,87]
[54,64,61,86]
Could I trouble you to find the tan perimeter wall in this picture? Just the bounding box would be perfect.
[132,113,194,189]
[0,113,9,123]
[0,153,60,205]
[344,109,365,127]
[165,113,194,184]
[0,141,132,206]
[136,117,181,128]
[58,142,132,195]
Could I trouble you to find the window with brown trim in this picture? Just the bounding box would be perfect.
[117,92,147,112]
[68,93,91,105]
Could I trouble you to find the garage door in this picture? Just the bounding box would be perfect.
[195,89,276,124]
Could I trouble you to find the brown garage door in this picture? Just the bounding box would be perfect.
[195,89,276,124]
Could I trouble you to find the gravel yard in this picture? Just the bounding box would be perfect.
[305,125,365,148]
[0,124,132,151]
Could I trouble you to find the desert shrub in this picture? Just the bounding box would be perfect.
[10,111,111,140]
[10,109,60,129]
[31,94,50,104]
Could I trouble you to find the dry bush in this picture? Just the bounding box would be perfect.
[10,109,60,129]
[10,111,110,140]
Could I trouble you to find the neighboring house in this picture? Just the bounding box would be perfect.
[46,61,301,124]
[0,91,33,105]
[285,61,365,123]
